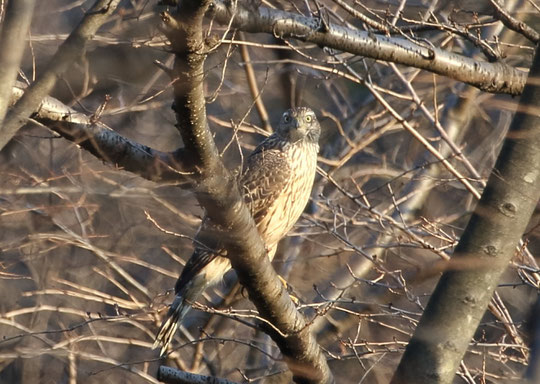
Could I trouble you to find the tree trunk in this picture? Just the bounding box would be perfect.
[391,43,540,384]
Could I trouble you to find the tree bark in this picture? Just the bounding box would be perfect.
[390,43,540,384]
[160,1,334,382]
[0,0,35,127]
[158,365,237,384]
[6,2,335,376]
[208,0,526,95]
[9,83,191,183]
[0,0,120,151]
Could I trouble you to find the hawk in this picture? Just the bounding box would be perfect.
[153,107,321,355]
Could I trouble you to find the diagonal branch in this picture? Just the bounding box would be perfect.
[489,0,540,43]
[391,39,540,384]
[0,0,36,127]
[159,1,333,383]
[208,0,527,95]
[10,83,192,183]
[6,2,333,381]
[158,365,237,384]
[0,0,121,151]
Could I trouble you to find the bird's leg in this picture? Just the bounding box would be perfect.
[265,244,301,305]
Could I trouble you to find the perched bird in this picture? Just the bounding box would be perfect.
[153,107,321,355]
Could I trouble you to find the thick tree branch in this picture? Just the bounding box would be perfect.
[208,0,527,95]
[0,0,36,127]
[0,0,121,151]
[161,1,333,383]
[10,83,192,183]
[490,0,540,44]
[158,366,237,384]
[391,43,540,384]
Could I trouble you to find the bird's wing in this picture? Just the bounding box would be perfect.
[240,144,291,225]
[174,230,224,294]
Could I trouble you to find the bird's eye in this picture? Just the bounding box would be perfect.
[283,115,291,123]
[305,115,312,123]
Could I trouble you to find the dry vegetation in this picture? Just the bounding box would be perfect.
[0,0,539,383]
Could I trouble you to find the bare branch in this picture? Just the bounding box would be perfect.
[158,366,237,384]
[239,32,272,132]
[391,42,540,384]
[208,0,527,95]
[490,0,540,43]
[526,295,540,381]
[161,1,333,382]
[0,0,35,126]
[332,0,389,33]
[10,83,193,183]
[4,1,537,383]
[0,0,121,151]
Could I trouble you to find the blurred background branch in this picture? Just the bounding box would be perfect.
[1,0,540,383]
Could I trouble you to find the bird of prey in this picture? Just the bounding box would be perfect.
[153,107,321,355]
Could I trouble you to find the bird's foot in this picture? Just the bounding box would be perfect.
[278,275,301,306]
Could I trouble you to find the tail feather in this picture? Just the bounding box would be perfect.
[153,294,191,356]
[153,278,209,356]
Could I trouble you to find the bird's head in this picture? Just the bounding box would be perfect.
[276,107,321,144]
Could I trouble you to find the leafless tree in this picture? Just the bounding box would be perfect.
[1,1,539,383]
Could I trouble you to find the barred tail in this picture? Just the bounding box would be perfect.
[153,279,208,356]
[152,293,191,356]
